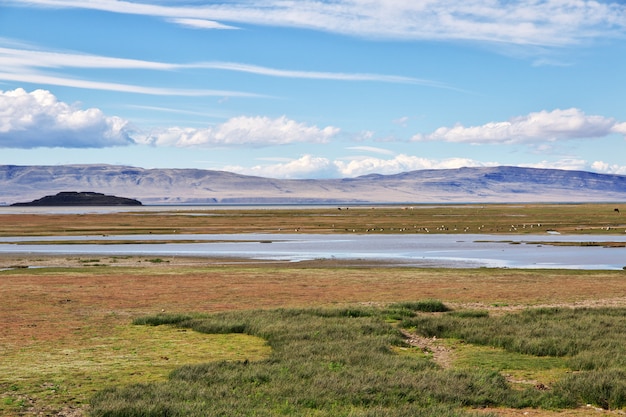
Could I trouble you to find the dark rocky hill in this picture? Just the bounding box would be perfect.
[1,164,625,205]
[11,191,142,206]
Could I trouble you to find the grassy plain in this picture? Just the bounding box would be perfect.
[1,203,625,237]
[0,204,625,416]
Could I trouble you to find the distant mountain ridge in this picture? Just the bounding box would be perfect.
[1,164,626,205]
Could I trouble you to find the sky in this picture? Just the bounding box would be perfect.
[1,0,626,179]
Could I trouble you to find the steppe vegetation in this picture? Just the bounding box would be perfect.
[89,304,626,416]
[0,204,625,416]
[1,203,625,237]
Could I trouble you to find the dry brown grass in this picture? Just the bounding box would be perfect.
[1,203,625,236]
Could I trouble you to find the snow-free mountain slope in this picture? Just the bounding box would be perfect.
[1,165,625,205]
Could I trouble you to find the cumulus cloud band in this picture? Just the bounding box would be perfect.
[0,88,339,149]
[138,116,339,147]
[412,108,626,144]
[0,88,134,148]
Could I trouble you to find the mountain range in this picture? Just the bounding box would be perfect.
[2,164,626,205]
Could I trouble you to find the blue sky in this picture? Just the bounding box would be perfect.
[1,0,626,178]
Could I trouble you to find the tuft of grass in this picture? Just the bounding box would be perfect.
[553,369,626,410]
[147,258,168,263]
[389,299,450,313]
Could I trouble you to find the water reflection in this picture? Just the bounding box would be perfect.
[1,233,625,270]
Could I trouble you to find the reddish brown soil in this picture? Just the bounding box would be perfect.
[1,255,625,417]
[2,255,625,347]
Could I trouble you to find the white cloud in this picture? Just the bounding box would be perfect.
[346,146,395,155]
[138,116,340,147]
[11,0,626,46]
[412,109,625,145]
[612,122,626,135]
[226,155,338,179]
[0,46,268,97]
[520,159,626,175]
[334,155,494,177]
[392,116,410,127]
[198,62,441,86]
[227,154,495,179]
[224,153,626,179]
[0,44,436,88]
[590,161,626,175]
[521,159,588,171]
[0,71,263,98]
[169,18,239,30]
[0,88,134,148]
[0,46,176,70]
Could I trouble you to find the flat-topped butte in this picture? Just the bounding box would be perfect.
[11,191,142,206]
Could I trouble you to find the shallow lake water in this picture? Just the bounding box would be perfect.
[1,233,625,270]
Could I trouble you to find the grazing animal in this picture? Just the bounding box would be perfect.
[615,208,620,214]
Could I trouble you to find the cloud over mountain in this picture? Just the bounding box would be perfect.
[2,164,626,205]
[227,154,498,179]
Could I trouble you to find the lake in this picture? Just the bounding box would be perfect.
[1,233,625,270]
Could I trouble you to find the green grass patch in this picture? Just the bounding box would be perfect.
[401,306,626,410]
[449,340,570,388]
[0,323,269,414]
[389,299,451,313]
[89,305,626,416]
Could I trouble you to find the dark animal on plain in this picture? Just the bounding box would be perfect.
[615,208,620,214]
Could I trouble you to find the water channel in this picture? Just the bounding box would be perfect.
[1,233,625,270]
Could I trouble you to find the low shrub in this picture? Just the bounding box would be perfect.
[449,310,489,318]
[390,299,450,313]
[553,369,626,410]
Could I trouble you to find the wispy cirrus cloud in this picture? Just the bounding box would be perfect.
[0,44,267,97]
[412,109,626,145]
[346,146,395,156]
[0,45,436,87]
[8,0,626,46]
[169,18,239,30]
[197,62,445,87]
[0,71,263,97]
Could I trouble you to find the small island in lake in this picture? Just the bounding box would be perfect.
[11,191,142,206]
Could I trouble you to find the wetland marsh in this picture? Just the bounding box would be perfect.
[1,204,625,416]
